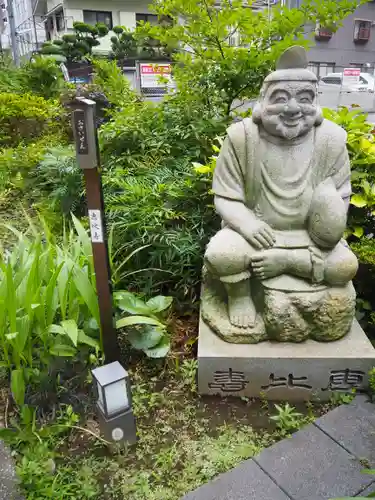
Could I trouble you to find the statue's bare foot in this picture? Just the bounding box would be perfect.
[224,280,256,328]
[252,249,290,280]
[228,294,257,328]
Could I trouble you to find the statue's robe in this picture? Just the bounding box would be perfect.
[213,118,351,249]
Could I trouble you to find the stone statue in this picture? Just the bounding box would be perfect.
[202,46,358,343]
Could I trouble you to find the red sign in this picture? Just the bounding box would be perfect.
[139,63,173,89]
[343,68,360,87]
[343,68,360,77]
[140,64,172,75]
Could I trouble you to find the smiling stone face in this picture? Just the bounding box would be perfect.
[260,81,318,140]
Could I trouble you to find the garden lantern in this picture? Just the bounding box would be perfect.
[92,361,137,445]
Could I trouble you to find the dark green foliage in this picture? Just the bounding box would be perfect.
[41,22,109,62]
[110,25,173,61]
[100,94,226,306]
[23,57,67,100]
[110,27,138,60]
[33,146,84,216]
[323,108,375,239]
[103,157,220,305]
[0,57,26,93]
[0,93,62,147]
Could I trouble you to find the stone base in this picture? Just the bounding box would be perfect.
[198,317,375,401]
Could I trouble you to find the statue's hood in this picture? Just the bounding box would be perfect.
[264,46,317,84]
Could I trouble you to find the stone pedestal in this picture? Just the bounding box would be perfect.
[198,318,375,401]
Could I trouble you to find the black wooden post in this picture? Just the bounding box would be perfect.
[71,97,119,363]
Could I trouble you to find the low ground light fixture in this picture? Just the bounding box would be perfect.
[92,361,137,445]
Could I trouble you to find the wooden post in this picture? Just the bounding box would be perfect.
[71,97,119,363]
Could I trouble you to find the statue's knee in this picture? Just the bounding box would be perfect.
[205,232,250,276]
[325,248,358,285]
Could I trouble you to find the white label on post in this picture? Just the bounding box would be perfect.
[88,209,104,243]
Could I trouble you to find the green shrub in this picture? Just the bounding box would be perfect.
[91,58,139,109]
[23,56,67,99]
[0,93,63,147]
[99,90,226,306]
[103,154,220,306]
[323,107,375,239]
[0,58,26,93]
[33,146,84,216]
[100,92,226,164]
[0,216,102,407]
[0,134,68,192]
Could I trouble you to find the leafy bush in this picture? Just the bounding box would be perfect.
[33,146,84,216]
[0,93,63,147]
[103,154,222,306]
[100,91,226,166]
[323,107,375,239]
[23,56,67,99]
[0,58,26,93]
[115,291,172,358]
[0,216,101,407]
[91,58,140,109]
[98,87,226,306]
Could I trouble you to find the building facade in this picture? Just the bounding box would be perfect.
[288,0,375,76]
[0,0,11,54]
[14,0,45,58]
[33,0,155,55]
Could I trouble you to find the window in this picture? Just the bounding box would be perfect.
[83,10,113,29]
[136,13,159,26]
[353,19,371,43]
[308,62,335,79]
[55,9,64,32]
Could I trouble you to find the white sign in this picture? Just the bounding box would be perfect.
[88,209,104,243]
[139,63,172,89]
[342,68,361,86]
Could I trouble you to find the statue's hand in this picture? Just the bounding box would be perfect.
[247,221,275,250]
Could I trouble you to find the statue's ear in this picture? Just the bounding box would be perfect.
[252,102,262,124]
[315,105,324,126]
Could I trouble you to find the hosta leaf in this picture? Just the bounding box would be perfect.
[11,369,25,406]
[116,315,164,329]
[352,226,364,238]
[127,326,164,350]
[114,291,152,315]
[15,315,30,353]
[61,319,79,347]
[144,334,171,359]
[49,324,65,335]
[71,261,99,324]
[350,194,367,208]
[146,295,173,313]
[50,344,77,357]
[78,330,100,349]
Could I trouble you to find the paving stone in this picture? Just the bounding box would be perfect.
[314,396,375,466]
[0,440,20,500]
[255,424,374,500]
[181,459,291,500]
